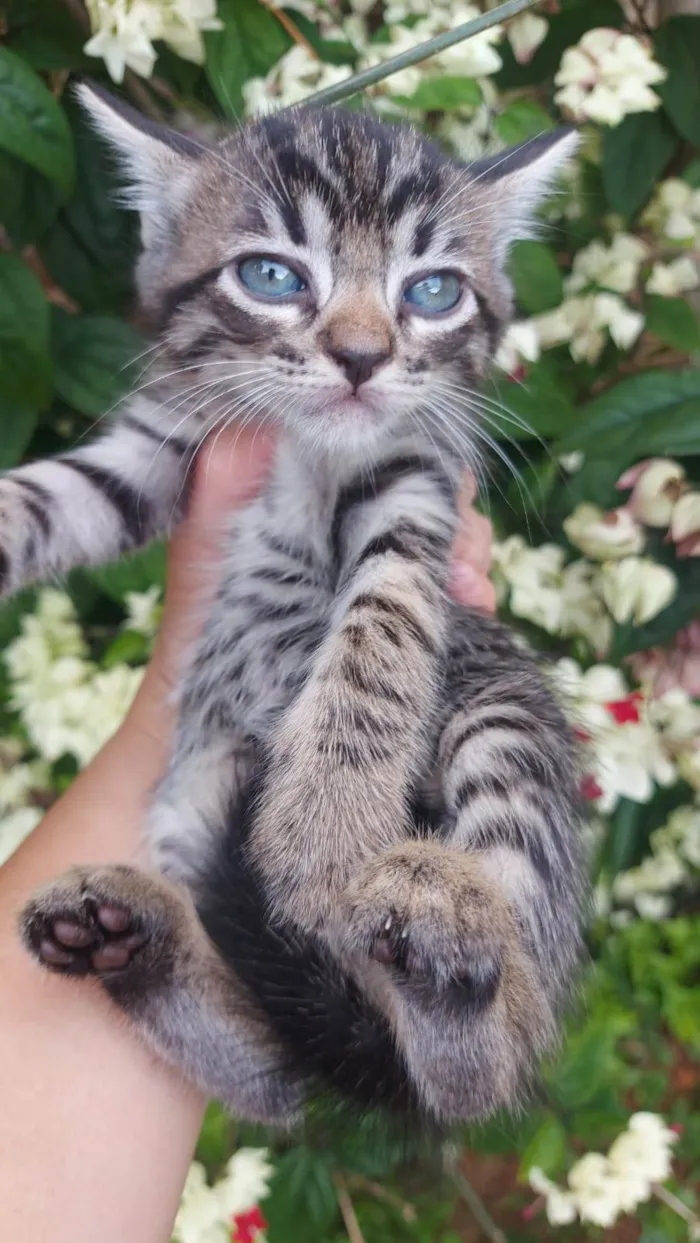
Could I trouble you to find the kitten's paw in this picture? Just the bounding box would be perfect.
[340,842,512,999]
[19,864,176,988]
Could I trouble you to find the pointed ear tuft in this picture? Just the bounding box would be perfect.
[75,81,203,217]
[468,127,580,260]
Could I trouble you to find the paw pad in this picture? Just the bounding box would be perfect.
[25,897,147,976]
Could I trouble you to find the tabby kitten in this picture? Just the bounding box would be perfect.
[17,87,584,1128]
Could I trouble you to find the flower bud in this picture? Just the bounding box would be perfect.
[671,491,700,544]
[564,504,645,560]
[600,557,677,625]
[618,458,686,527]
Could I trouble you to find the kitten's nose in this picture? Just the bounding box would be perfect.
[328,346,391,391]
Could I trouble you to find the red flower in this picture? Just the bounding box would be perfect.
[231,1206,268,1243]
[605,692,643,725]
[581,774,603,801]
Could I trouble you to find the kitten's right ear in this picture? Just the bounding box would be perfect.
[75,82,203,233]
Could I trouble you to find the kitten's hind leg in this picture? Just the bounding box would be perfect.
[19,864,302,1127]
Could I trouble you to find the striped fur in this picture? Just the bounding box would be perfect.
[18,100,584,1129]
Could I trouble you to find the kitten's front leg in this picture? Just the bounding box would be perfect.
[247,454,458,932]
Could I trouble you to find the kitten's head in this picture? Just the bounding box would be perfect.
[80,86,577,461]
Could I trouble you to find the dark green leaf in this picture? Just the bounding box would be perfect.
[645,294,700,353]
[205,0,291,117]
[557,369,700,460]
[683,156,700,188]
[0,253,52,416]
[88,543,166,602]
[655,16,700,147]
[0,150,62,247]
[486,362,576,439]
[509,240,563,314]
[393,76,481,111]
[602,111,678,216]
[265,1149,338,1243]
[51,312,145,416]
[39,96,137,313]
[101,629,150,670]
[517,1115,568,1179]
[662,983,700,1051]
[7,2,91,72]
[0,46,74,193]
[0,400,39,468]
[495,99,554,146]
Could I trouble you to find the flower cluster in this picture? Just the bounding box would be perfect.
[173,1149,273,1243]
[492,530,677,659]
[84,0,222,83]
[0,740,50,867]
[554,28,666,127]
[4,590,144,769]
[644,178,700,247]
[529,1113,678,1228]
[611,802,700,921]
[617,458,700,559]
[534,233,650,364]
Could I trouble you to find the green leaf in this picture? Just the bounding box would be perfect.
[517,1115,568,1180]
[264,1149,338,1243]
[101,629,150,670]
[88,543,166,602]
[0,150,62,247]
[509,240,563,314]
[601,111,678,216]
[645,294,700,354]
[495,99,554,146]
[486,362,576,440]
[0,46,74,194]
[39,95,137,313]
[0,253,52,418]
[51,312,145,417]
[662,983,700,1051]
[655,16,700,147]
[0,400,39,469]
[557,369,700,460]
[205,0,291,117]
[393,76,481,111]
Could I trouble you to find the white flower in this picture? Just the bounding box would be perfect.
[124,585,162,637]
[173,1162,227,1243]
[566,234,649,297]
[646,257,699,297]
[609,1114,677,1188]
[560,560,613,656]
[671,491,700,544]
[678,748,700,792]
[534,292,644,364]
[84,0,221,83]
[555,28,666,127]
[243,45,352,113]
[644,178,700,245]
[361,3,503,91]
[599,557,677,625]
[507,11,548,64]
[529,1167,577,1226]
[494,320,540,374]
[0,806,43,867]
[618,458,687,527]
[634,892,673,920]
[564,504,645,560]
[491,537,566,633]
[567,1152,621,1228]
[214,1148,274,1218]
[559,451,584,473]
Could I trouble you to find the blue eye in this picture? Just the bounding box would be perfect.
[238,256,305,298]
[403,272,462,314]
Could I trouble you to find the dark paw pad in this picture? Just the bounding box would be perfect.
[23,897,148,977]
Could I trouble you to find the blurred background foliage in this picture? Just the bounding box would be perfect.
[0,0,699,1240]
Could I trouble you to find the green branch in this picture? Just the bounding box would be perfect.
[298,0,538,108]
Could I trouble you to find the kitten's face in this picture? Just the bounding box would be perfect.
[83,93,577,462]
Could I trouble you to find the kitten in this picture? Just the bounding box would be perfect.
[16,87,585,1128]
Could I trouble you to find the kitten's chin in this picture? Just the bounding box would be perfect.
[281,390,403,462]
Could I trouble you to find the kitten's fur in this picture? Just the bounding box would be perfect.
[16,89,585,1127]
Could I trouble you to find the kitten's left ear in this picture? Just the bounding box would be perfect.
[468,128,579,260]
[75,81,203,242]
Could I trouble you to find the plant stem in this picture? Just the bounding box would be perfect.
[333,1171,366,1243]
[297,0,537,109]
[347,1174,417,1222]
[260,0,320,57]
[453,1171,509,1243]
[653,1183,700,1230]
